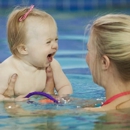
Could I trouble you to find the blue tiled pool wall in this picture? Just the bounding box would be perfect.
[0,0,130,10]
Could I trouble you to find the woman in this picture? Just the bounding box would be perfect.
[85,14,130,111]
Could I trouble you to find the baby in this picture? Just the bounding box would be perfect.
[0,5,72,100]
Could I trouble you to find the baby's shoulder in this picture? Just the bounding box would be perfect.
[51,58,62,72]
[0,58,18,83]
[51,58,60,66]
[0,56,16,73]
[1,57,12,68]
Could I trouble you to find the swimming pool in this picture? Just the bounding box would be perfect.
[1,6,130,130]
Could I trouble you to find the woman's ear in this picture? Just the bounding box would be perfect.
[101,55,110,70]
[17,44,28,55]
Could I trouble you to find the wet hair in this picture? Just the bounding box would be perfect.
[7,6,57,56]
[89,14,130,81]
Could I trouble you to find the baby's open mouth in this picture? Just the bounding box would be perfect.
[47,52,55,62]
[48,54,52,57]
[47,52,55,58]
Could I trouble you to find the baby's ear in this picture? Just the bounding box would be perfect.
[17,44,28,55]
[101,55,110,70]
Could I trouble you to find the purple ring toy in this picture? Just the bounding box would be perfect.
[25,91,58,104]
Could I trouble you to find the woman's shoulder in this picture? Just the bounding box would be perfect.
[84,106,106,112]
[83,100,116,111]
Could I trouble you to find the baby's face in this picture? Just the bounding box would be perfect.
[25,18,58,68]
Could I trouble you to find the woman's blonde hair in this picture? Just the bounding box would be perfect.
[7,6,57,56]
[90,14,130,81]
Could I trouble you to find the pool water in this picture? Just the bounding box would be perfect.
[0,7,130,130]
[1,75,130,130]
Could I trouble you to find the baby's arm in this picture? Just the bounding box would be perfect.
[51,59,73,96]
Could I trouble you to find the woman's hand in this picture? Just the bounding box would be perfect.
[4,66,56,116]
[3,74,17,98]
[44,65,55,95]
[3,65,55,101]
[3,74,27,101]
[3,65,55,100]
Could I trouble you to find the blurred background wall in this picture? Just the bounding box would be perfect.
[0,0,130,63]
[0,0,130,10]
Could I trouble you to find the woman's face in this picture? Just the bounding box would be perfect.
[86,35,98,82]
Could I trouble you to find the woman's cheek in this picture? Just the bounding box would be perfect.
[86,53,89,66]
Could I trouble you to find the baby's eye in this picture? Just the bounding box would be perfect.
[46,41,51,44]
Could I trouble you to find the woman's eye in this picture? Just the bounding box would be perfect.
[86,44,89,51]
[55,38,58,41]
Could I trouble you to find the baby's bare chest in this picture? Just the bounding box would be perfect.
[14,71,46,95]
